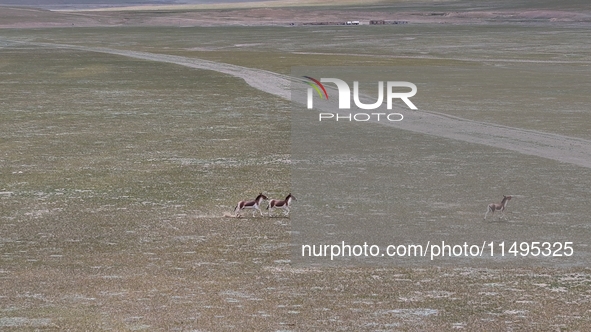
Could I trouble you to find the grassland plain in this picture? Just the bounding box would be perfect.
[2,5,591,332]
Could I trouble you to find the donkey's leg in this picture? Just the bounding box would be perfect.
[268,203,274,217]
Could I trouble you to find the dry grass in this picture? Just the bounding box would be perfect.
[1,15,591,330]
[3,213,591,330]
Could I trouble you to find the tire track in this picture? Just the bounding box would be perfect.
[8,41,591,169]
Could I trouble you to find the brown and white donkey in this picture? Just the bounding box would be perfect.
[234,193,268,217]
[267,193,296,216]
[484,195,512,220]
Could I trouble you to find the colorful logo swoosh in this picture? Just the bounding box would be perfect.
[303,76,328,100]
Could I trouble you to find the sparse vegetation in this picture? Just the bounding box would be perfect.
[1,2,591,330]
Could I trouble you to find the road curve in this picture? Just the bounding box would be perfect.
[8,41,591,169]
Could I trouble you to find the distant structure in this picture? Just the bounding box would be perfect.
[304,21,347,25]
[369,20,408,25]
[302,20,408,26]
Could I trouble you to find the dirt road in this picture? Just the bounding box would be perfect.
[12,40,591,169]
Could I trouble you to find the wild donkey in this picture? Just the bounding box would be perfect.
[484,195,512,220]
[234,193,268,217]
[267,193,296,216]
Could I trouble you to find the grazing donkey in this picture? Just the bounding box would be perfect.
[234,193,268,217]
[484,195,512,220]
[267,193,297,216]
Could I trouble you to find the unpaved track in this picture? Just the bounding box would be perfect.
[10,41,591,169]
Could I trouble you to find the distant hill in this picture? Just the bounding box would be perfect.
[0,0,270,10]
[0,0,589,28]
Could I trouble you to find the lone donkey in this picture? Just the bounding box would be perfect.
[484,195,512,220]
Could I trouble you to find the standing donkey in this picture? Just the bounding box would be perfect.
[267,193,297,217]
[484,195,512,220]
[234,193,268,217]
